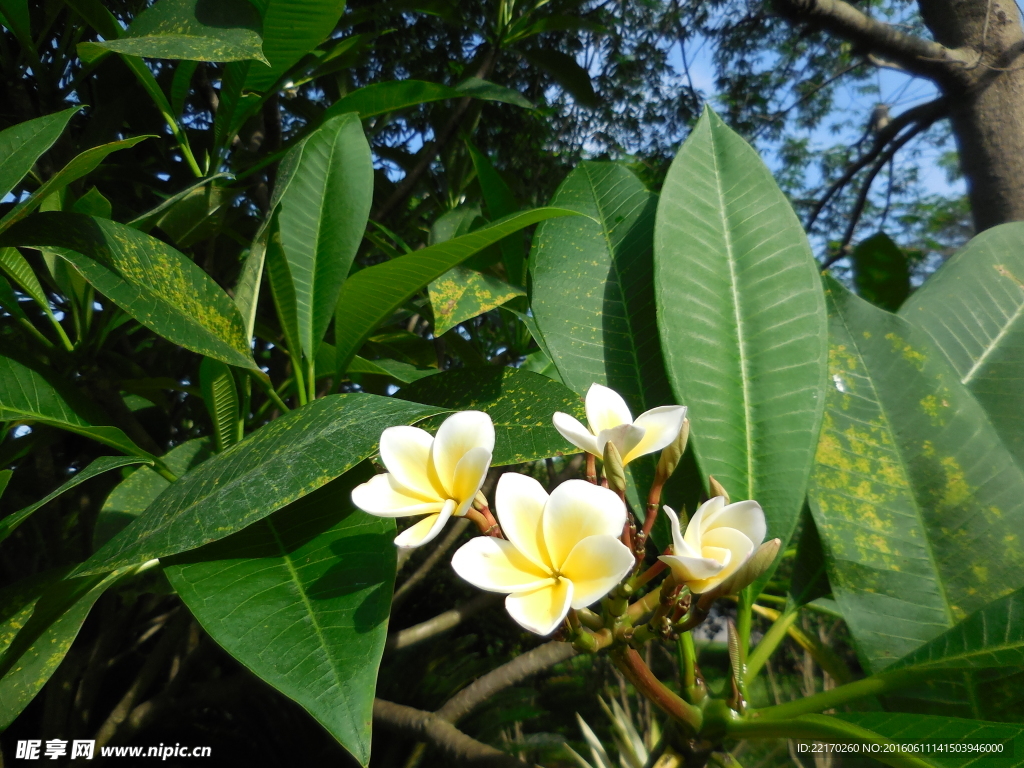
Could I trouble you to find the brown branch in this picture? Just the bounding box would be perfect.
[611,648,703,732]
[436,641,577,724]
[386,593,502,652]
[806,98,948,230]
[771,0,972,77]
[392,518,471,609]
[373,699,525,768]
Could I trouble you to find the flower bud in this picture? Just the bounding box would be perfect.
[603,440,627,494]
[655,418,689,482]
[697,538,782,610]
[708,475,730,504]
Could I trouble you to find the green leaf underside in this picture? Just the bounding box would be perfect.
[809,279,1024,673]
[76,395,444,576]
[86,0,267,63]
[833,713,1024,768]
[653,108,827,563]
[0,455,151,545]
[0,213,257,370]
[95,439,213,549]
[429,266,524,336]
[397,367,584,465]
[277,113,373,357]
[0,569,127,729]
[199,358,239,452]
[0,354,152,458]
[852,232,911,312]
[333,207,581,377]
[316,342,436,384]
[900,222,1024,468]
[165,469,393,767]
[0,108,79,201]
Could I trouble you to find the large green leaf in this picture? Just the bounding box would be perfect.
[0,0,31,51]
[809,278,1024,672]
[75,394,444,576]
[83,0,268,63]
[429,266,524,336]
[165,468,393,767]
[277,113,373,357]
[199,357,239,452]
[0,136,151,233]
[0,354,153,459]
[467,140,524,285]
[0,569,128,729]
[0,108,79,201]
[0,455,151,545]
[654,108,827,560]
[333,207,581,377]
[95,439,213,549]
[323,78,532,122]
[900,222,1024,466]
[1,213,257,370]
[851,232,911,312]
[397,367,584,465]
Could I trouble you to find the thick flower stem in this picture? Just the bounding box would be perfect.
[643,480,665,538]
[631,559,667,590]
[465,508,501,537]
[611,647,703,733]
[750,670,917,721]
[586,454,597,484]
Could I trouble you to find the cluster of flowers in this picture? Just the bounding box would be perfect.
[352,384,767,636]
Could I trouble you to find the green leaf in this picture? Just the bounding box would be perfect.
[153,183,236,248]
[265,219,303,360]
[0,354,153,459]
[316,343,436,384]
[467,140,524,284]
[84,0,267,63]
[0,455,151,545]
[0,0,31,51]
[809,278,1024,672]
[75,394,444,576]
[0,569,128,729]
[333,207,581,378]
[0,136,151,233]
[71,187,113,219]
[397,367,584,466]
[788,505,830,608]
[0,107,79,201]
[0,213,258,370]
[164,468,393,767]
[171,59,199,115]
[0,469,11,499]
[654,107,828,565]
[900,222,1024,467]
[520,49,598,107]
[323,78,532,122]
[95,439,213,549]
[851,232,911,311]
[0,274,31,325]
[429,266,525,336]
[277,113,374,358]
[0,246,50,310]
[233,232,267,341]
[199,358,239,452]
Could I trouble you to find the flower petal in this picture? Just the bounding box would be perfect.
[560,535,634,609]
[622,405,688,464]
[552,412,600,456]
[662,506,699,558]
[495,473,551,569]
[505,579,573,635]
[687,526,755,593]
[585,383,633,434]
[451,535,552,593]
[659,552,725,583]
[351,473,446,517]
[430,411,495,496]
[595,423,644,463]
[542,480,626,570]
[379,425,444,500]
[394,499,456,548]
[451,446,492,507]
[682,496,725,551]
[701,499,767,547]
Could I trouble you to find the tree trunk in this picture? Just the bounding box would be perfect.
[919,0,1024,231]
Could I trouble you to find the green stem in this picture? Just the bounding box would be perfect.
[289,351,308,407]
[726,714,935,768]
[751,670,914,721]
[238,373,250,443]
[250,372,292,415]
[15,316,55,348]
[736,585,753,668]
[744,606,798,684]
[306,355,316,402]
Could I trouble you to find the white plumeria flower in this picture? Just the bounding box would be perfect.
[351,411,494,548]
[451,475,635,635]
[552,383,687,466]
[658,497,766,594]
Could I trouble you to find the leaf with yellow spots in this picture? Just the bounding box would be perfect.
[810,277,1024,677]
[0,212,258,370]
[428,266,525,336]
[901,222,1024,468]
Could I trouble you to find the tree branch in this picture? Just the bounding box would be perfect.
[436,641,577,724]
[386,593,502,652]
[373,699,525,768]
[392,518,471,608]
[771,0,973,76]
